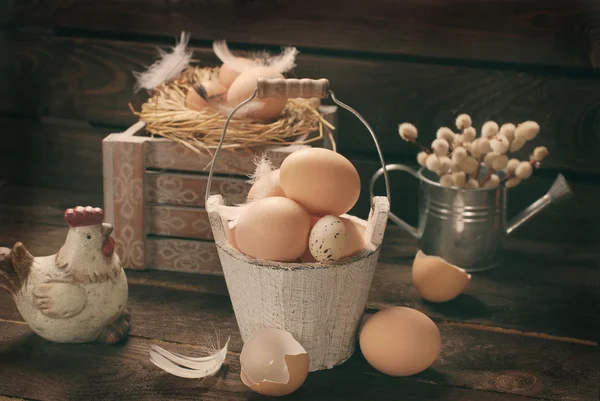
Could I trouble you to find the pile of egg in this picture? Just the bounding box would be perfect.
[223,147,366,263]
[185,61,287,122]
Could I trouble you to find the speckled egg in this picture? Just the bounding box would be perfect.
[309,215,347,262]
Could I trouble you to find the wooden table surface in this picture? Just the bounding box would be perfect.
[0,186,598,401]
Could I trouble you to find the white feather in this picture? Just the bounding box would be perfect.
[247,154,275,184]
[134,32,192,91]
[213,40,298,73]
[213,40,259,73]
[266,46,299,73]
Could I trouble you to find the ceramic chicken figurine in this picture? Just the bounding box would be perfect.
[0,206,130,344]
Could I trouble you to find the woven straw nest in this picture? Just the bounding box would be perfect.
[131,66,335,155]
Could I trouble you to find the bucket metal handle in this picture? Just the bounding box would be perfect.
[204,78,391,213]
[370,163,419,238]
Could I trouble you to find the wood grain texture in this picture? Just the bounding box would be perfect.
[4,0,597,68]
[148,206,212,240]
[146,172,250,208]
[2,34,600,174]
[1,322,567,401]
[0,272,598,400]
[0,117,108,191]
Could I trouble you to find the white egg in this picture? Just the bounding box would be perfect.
[309,215,347,262]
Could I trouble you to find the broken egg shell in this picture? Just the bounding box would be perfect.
[247,169,285,201]
[412,250,471,303]
[240,328,309,397]
[219,58,256,88]
[227,66,287,121]
[309,215,347,262]
[185,80,227,111]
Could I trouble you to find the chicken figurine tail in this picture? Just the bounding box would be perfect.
[0,206,130,344]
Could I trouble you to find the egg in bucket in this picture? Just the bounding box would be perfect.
[205,78,390,371]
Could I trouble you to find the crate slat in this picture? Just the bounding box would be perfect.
[145,237,222,275]
[147,205,212,240]
[145,171,250,207]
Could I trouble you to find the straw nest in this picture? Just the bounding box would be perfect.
[131,66,335,155]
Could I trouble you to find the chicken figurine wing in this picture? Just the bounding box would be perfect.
[0,206,130,344]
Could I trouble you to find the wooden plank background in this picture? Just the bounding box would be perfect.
[2,2,600,243]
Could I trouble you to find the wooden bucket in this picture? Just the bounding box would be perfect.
[205,78,391,371]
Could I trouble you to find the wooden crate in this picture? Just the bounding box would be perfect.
[102,106,337,273]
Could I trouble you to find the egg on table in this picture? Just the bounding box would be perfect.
[279,148,361,216]
[359,307,441,376]
[234,197,311,261]
[227,66,287,121]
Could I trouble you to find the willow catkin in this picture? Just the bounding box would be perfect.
[515,161,533,179]
[515,121,540,140]
[476,137,492,154]
[491,154,509,170]
[426,154,442,173]
[456,113,472,129]
[533,146,549,161]
[439,156,452,173]
[417,151,429,167]
[505,176,522,188]
[483,152,498,167]
[490,134,510,154]
[510,136,526,152]
[482,121,499,138]
[462,127,477,142]
[467,178,480,188]
[499,123,516,142]
[440,174,453,187]
[432,138,449,156]
[460,156,479,174]
[452,171,467,187]
[484,174,500,188]
[399,123,418,141]
[506,158,520,175]
[452,147,467,163]
[437,127,455,143]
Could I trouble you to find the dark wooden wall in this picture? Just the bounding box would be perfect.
[1,0,600,246]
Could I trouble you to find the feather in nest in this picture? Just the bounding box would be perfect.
[212,40,298,74]
[134,32,194,92]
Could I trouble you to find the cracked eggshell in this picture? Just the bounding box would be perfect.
[240,328,309,397]
[309,215,347,262]
[412,250,471,303]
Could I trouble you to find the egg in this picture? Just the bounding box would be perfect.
[240,328,309,397]
[360,307,441,376]
[218,58,255,88]
[279,148,361,216]
[185,80,227,111]
[412,250,471,303]
[308,215,347,262]
[227,66,287,121]
[247,169,285,201]
[234,197,311,261]
[300,216,365,263]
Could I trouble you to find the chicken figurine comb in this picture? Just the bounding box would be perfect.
[0,206,130,344]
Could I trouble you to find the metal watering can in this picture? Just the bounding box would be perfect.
[370,165,572,272]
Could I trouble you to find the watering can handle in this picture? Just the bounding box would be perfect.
[205,78,392,210]
[370,164,419,239]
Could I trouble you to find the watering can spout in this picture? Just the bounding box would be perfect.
[506,174,572,236]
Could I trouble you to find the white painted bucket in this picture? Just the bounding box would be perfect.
[204,78,391,371]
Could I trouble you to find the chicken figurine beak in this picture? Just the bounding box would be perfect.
[102,223,114,237]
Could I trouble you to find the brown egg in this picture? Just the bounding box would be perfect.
[227,66,287,121]
[247,170,285,201]
[280,148,361,216]
[235,197,311,261]
[240,328,309,397]
[185,80,227,111]
[219,58,255,88]
[412,250,471,303]
[360,307,441,377]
